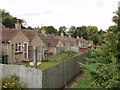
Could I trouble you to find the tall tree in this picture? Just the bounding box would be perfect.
[58,26,67,36]
[78,3,120,88]
[39,26,58,35]
[97,29,106,45]
[59,26,67,32]
[73,26,87,38]
[0,9,25,28]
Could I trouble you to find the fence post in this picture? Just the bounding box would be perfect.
[35,47,37,69]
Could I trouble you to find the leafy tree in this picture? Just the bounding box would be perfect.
[0,9,26,28]
[26,26,34,30]
[78,4,120,88]
[72,26,87,38]
[107,26,117,33]
[68,26,76,35]
[58,26,67,36]
[112,7,120,60]
[97,29,106,45]
[39,26,58,35]
[58,26,67,32]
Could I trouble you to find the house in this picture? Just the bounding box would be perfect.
[56,32,71,51]
[1,28,29,63]
[22,30,45,61]
[68,35,78,52]
[86,40,94,47]
[76,36,88,53]
[38,34,64,55]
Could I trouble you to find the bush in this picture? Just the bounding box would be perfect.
[2,74,26,89]
[60,50,77,56]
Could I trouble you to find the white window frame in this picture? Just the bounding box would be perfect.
[23,42,28,59]
[15,43,22,52]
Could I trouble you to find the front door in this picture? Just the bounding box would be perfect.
[23,42,28,59]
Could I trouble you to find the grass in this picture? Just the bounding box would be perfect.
[37,53,77,70]
[72,75,102,88]
[17,51,77,70]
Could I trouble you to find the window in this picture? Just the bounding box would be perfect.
[15,43,22,52]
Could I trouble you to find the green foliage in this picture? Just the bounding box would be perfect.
[68,25,105,45]
[58,26,68,36]
[73,26,87,39]
[75,6,120,88]
[68,26,76,35]
[60,50,77,56]
[2,74,26,89]
[77,31,120,88]
[26,50,77,70]
[0,9,26,28]
[79,49,120,88]
[73,76,102,88]
[39,26,58,35]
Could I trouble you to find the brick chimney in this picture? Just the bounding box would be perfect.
[77,36,79,39]
[61,31,64,37]
[81,36,83,39]
[68,33,71,38]
[15,20,21,30]
[41,29,46,34]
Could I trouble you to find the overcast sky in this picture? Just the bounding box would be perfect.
[0,0,119,30]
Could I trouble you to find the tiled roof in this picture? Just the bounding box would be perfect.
[56,36,71,46]
[76,38,86,43]
[68,37,77,46]
[1,28,20,42]
[38,34,60,47]
[22,30,37,41]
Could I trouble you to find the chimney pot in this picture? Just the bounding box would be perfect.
[41,29,46,34]
[15,20,21,30]
[61,32,64,37]
[77,36,79,39]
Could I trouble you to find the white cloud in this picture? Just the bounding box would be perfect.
[0,0,119,30]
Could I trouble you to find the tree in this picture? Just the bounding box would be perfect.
[112,7,120,60]
[97,29,106,45]
[78,4,120,88]
[69,26,76,34]
[26,26,34,30]
[39,26,58,35]
[58,26,67,36]
[72,26,87,38]
[0,9,26,28]
[107,26,117,33]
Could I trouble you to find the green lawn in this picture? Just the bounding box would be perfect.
[19,51,77,70]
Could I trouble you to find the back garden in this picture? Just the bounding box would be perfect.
[16,50,78,70]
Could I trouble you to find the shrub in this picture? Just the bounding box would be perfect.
[60,50,77,56]
[2,74,26,89]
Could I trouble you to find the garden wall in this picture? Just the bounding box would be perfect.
[42,52,90,88]
[0,52,90,88]
[0,64,42,88]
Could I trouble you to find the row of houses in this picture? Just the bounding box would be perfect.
[0,21,94,64]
